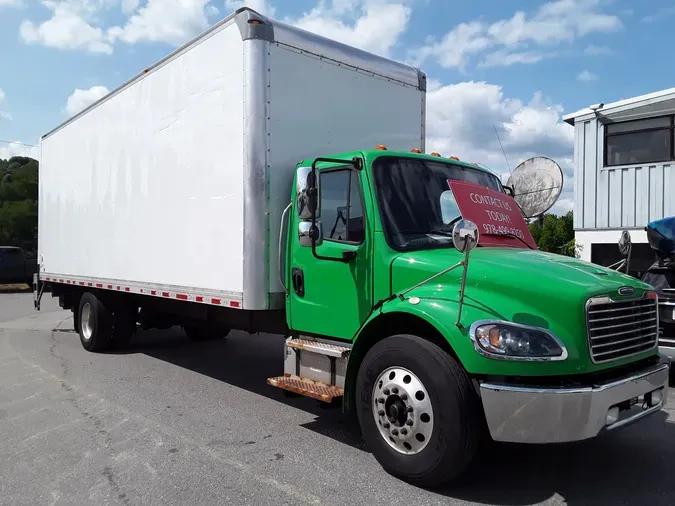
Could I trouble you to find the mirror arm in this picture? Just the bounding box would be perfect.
[455,243,473,328]
[396,261,464,300]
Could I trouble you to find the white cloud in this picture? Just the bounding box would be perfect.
[413,0,623,69]
[576,69,597,82]
[107,0,214,46]
[0,0,22,6]
[425,80,575,215]
[65,85,110,116]
[0,141,39,160]
[286,0,411,57]
[478,49,546,68]
[0,89,11,121]
[640,6,675,23]
[20,1,114,54]
[584,44,611,55]
[121,0,139,15]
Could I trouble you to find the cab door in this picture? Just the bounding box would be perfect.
[288,165,372,340]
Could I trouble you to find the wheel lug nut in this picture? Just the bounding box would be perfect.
[383,388,390,395]
[378,398,385,404]
[392,429,399,436]
[378,410,385,416]
[406,419,413,426]
[400,428,408,435]
[383,422,390,429]
[392,387,399,394]
[407,406,413,413]
[401,394,408,400]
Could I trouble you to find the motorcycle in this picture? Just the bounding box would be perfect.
[612,216,675,360]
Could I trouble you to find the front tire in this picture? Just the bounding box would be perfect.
[355,334,481,488]
[78,292,113,352]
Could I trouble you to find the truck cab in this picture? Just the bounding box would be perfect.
[272,146,669,487]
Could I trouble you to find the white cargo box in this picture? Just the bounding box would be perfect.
[38,8,426,310]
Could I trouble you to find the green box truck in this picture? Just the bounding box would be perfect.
[34,7,669,488]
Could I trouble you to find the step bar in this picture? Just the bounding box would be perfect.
[267,374,344,403]
[267,337,352,403]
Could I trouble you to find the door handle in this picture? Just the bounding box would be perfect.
[291,267,305,297]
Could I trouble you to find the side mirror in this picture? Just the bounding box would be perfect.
[298,221,323,247]
[503,185,514,197]
[452,219,479,253]
[296,166,321,220]
[618,230,632,257]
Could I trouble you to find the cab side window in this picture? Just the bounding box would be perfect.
[320,169,365,244]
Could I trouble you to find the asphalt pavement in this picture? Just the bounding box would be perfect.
[1,292,675,506]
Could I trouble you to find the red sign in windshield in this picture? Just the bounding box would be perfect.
[447,180,537,250]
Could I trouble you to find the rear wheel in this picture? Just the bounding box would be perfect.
[183,324,229,341]
[78,292,113,352]
[355,334,482,488]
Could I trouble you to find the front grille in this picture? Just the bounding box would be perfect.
[586,295,658,363]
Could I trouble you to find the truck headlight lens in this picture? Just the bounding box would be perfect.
[471,322,567,361]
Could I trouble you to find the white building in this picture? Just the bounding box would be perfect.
[563,87,675,275]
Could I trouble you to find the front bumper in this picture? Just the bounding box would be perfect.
[479,356,670,444]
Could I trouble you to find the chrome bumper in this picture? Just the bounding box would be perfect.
[479,357,670,444]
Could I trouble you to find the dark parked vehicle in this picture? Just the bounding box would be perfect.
[0,246,38,285]
[609,216,675,361]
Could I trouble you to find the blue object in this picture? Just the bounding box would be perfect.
[646,216,675,257]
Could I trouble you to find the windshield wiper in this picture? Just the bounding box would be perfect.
[485,232,534,250]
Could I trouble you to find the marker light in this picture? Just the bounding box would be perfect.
[430,152,441,157]
[376,144,388,150]
[410,148,422,153]
[449,156,459,160]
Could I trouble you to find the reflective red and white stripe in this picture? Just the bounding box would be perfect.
[41,274,243,309]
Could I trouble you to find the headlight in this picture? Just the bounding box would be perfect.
[470,321,568,361]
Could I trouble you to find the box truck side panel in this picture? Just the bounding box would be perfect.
[266,44,425,296]
[39,22,245,297]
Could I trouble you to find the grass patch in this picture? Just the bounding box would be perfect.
[0,283,31,293]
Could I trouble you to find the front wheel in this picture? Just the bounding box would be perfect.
[355,334,482,488]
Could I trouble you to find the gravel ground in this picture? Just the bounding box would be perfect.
[1,292,675,506]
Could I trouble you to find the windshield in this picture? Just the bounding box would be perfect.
[372,155,504,251]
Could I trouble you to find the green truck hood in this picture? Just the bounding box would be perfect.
[390,246,656,374]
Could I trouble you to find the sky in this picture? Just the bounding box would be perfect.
[1,0,674,215]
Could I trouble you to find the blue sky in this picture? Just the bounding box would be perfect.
[1,0,673,214]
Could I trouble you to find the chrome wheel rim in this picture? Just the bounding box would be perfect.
[371,366,434,455]
[81,302,93,341]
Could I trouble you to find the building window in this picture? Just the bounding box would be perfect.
[604,115,674,167]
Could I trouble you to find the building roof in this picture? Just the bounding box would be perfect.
[563,86,675,125]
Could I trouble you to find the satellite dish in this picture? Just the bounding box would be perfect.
[506,156,563,218]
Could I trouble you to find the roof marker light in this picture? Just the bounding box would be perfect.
[449,156,459,160]
[430,152,441,157]
[376,144,388,150]
[410,148,422,153]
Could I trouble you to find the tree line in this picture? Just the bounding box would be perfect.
[0,156,38,255]
[0,156,577,257]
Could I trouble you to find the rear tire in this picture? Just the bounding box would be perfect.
[78,292,113,352]
[355,334,481,488]
[183,324,229,341]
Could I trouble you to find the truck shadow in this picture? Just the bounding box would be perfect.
[129,327,675,505]
[446,410,675,505]
[127,327,368,452]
